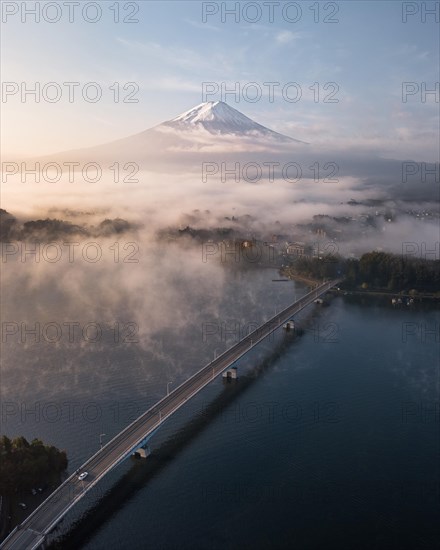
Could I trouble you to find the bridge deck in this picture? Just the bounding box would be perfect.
[1,279,341,550]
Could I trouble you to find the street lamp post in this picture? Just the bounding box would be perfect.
[167,380,173,396]
[99,433,106,450]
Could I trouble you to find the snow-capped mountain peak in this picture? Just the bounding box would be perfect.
[162,101,305,143]
[171,101,252,126]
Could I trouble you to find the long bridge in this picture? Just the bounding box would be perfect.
[1,278,341,550]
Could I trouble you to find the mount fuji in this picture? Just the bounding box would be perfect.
[44,101,307,166]
[160,101,305,142]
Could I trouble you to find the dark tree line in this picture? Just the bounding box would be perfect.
[0,435,68,495]
[283,251,440,293]
[0,209,133,242]
[354,251,440,291]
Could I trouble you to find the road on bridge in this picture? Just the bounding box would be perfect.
[1,279,341,550]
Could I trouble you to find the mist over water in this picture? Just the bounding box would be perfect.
[2,161,439,262]
[27,290,439,550]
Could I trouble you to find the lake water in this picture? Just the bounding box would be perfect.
[2,266,439,549]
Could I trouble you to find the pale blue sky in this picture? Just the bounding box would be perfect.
[1,0,439,159]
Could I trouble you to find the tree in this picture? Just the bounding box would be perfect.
[0,435,68,495]
[0,435,12,454]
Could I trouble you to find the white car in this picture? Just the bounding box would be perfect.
[78,471,88,481]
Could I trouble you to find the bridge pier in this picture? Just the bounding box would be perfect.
[133,445,151,459]
[222,367,238,381]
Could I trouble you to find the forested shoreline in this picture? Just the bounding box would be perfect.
[282,251,440,296]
